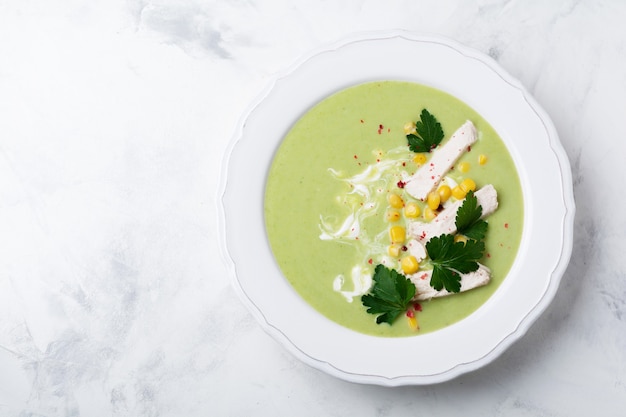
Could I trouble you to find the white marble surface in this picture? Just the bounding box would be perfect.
[1,0,625,415]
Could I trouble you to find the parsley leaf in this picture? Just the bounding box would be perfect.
[426,234,485,293]
[455,190,488,241]
[406,109,444,153]
[361,264,416,325]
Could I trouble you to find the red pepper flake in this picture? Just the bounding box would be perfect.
[420,273,428,280]
[413,303,422,312]
[487,252,491,258]
[378,124,384,134]
[402,162,406,167]
[354,154,358,159]
[406,309,415,318]
[387,128,391,133]
[368,258,373,264]
[397,180,406,188]
[467,145,472,152]
[504,223,509,229]
[401,245,407,252]
[376,159,380,163]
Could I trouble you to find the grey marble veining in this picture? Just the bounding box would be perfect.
[1,0,625,416]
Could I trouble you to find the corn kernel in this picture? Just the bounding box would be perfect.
[454,234,468,244]
[424,207,436,221]
[404,122,416,135]
[388,244,402,257]
[413,153,427,165]
[458,161,471,173]
[452,185,466,200]
[437,185,452,203]
[460,178,477,193]
[401,255,419,274]
[427,191,441,210]
[388,193,404,208]
[407,315,419,331]
[478,154,488,165]
[386,209,401,222]
[404,202,421,218]
[389,225,406,244]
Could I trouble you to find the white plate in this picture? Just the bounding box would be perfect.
[218,31,575,386]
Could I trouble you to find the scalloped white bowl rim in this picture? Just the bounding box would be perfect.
[218,30,575,386]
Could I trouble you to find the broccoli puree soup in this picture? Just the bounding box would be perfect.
[264,81,523,337]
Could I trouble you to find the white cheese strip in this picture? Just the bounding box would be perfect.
[404,120,478,201]
[407,184,498,244]
[409,263,491,301]
[407,238,427,263]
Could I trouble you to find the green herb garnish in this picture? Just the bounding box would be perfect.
[406,109,444,152]
[426,234,485,293]
[425,192,488,293]
[455,190,488,241]
[361,264,416,325]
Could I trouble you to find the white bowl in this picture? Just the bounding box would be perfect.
[218,31,575,386]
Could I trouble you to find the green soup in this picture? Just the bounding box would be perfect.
[265,81,523,337]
